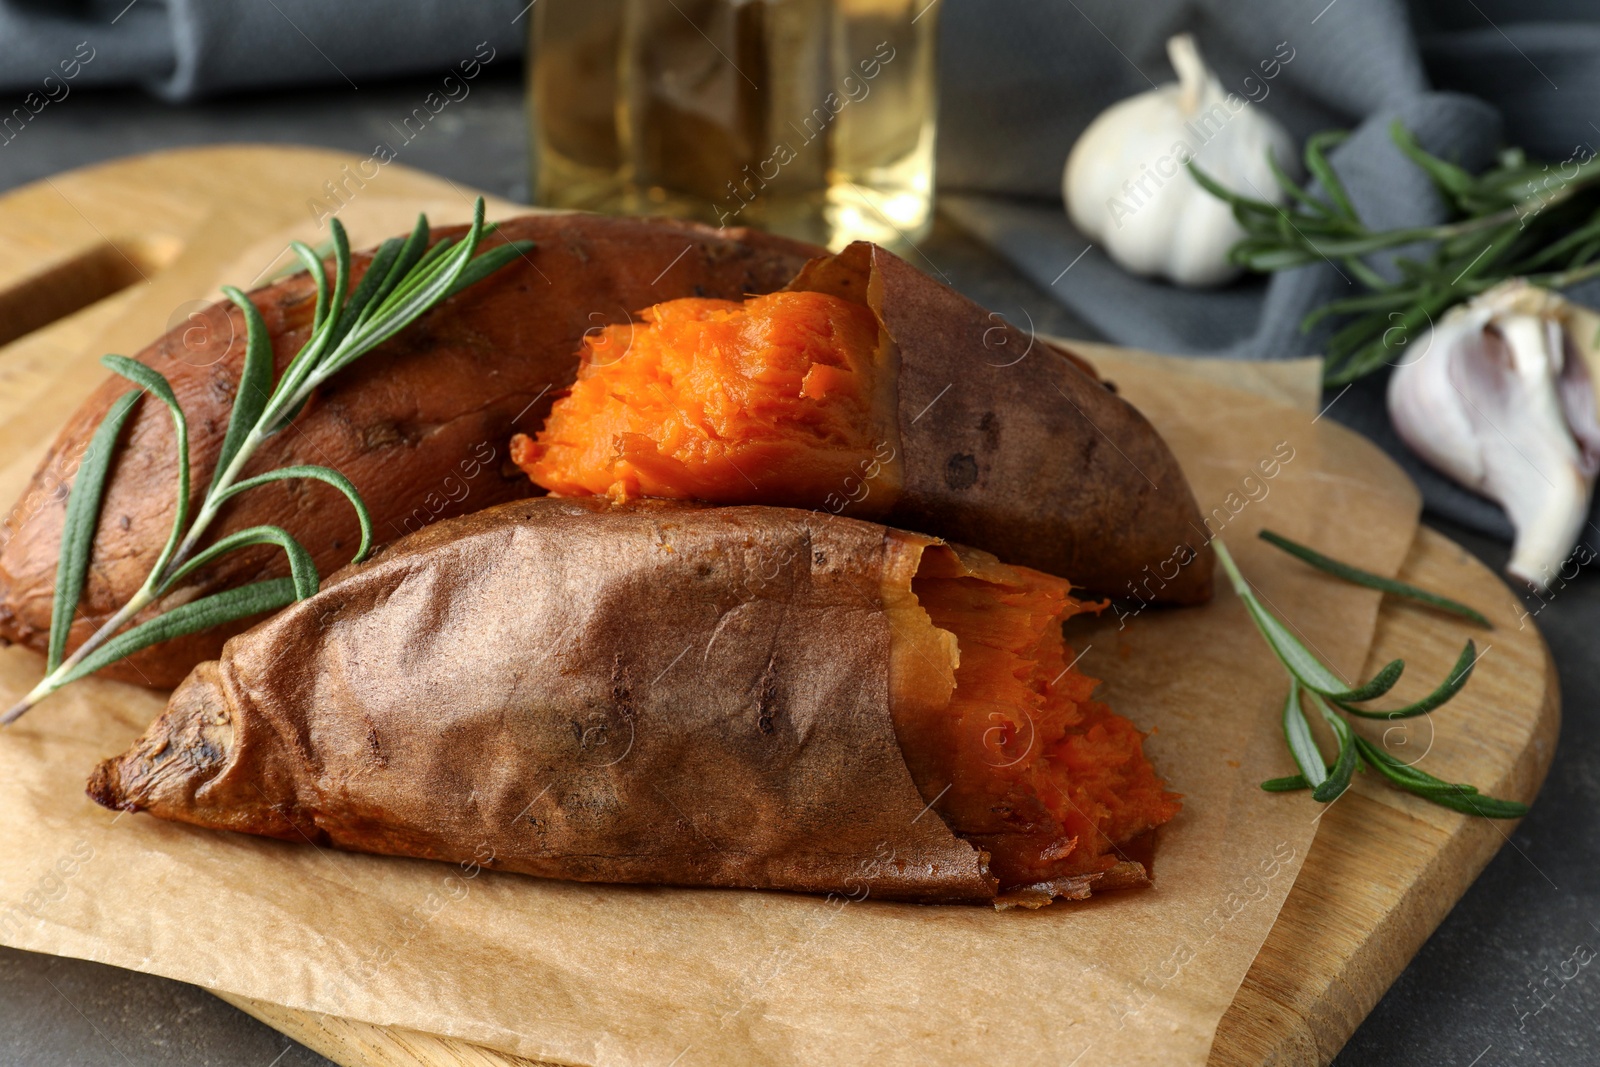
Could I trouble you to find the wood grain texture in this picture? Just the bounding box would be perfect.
[0,147,1558,1067]
[1210,527,1559,1065]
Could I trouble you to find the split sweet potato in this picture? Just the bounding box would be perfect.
[515,241,1214,606]
[88,498,1178,904]
[0,216,818,688]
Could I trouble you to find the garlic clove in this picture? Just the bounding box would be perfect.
[1062,33,1295,289]
[1388,280,1600,590]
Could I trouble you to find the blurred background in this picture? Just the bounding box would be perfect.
[2,1,1599,1065]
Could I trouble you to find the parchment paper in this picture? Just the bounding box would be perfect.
[0,216,1420,1065]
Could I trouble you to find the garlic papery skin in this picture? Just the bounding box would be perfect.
[1063,34,1294,288]
[1387,280,1600,590]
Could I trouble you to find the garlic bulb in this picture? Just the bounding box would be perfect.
[1063,34,1294,288]
[1388,280,1600,589]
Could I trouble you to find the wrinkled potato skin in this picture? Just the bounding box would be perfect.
[786,243,1214,605]
[0,216,818,688]
[87,498,1002,902]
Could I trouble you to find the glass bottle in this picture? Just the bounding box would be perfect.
[528,0,939,252]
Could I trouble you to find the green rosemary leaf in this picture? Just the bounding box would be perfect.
[324,204,484,377]
[1257,530,1491,627]
[1267,149,1336,220]
[1458,222,1524,286]
[1354,749,1470,794]
[1260,774,1314,792]
[1389,121,1478,204]
[1392,255,1432,281]
[1215,539,1405,701]
[1307,690,1359,802]
[298,222,351,357]
[1236,245,1319,272]
[210,286,274,493]
[273,221,357,431]
[276,225,354,393]
[1511,210,1600,272]
[1325,306,1394,359]
[215,464,374,563]
[158,524,319,600]
[47,389,141,672]
[1325,294,1459,384]
[1304,130,1357,222]
[290,238,332,331]
[406,234,459,281]
[1272,207,1299,247]
[1339,640,1478,720]
[262,238,334,284]
[1281,678,1328,790]
[446,241,536,297]
[55,579,298,687]
[324,219,353,337]
[1339,254,1392,292]
[1427,793,1534,819]
[100,355,190,581]
[1301,287,1422,332]
[1353,736,1528,818]
[1186,162,1275,221]
[1572,237,1600,269]
[369,213,432,312]
[272,240,341,410]
[373,236,465,318]
[1299,228,1451,259]
[1231,234,1291,259]
[338,235,405,337]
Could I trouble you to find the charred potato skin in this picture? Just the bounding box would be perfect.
[0,216,820,688]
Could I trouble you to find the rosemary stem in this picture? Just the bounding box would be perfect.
[1301,184,1580,262]
[11,328,333,725]
[3,199,508,726]
[4,412,277,722]
[1537,257,1600,290]
[1211,539,1248,598]
[166,425,268,571]
[1,586,157,723]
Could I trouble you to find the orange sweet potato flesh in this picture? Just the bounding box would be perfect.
[517,290,885,505]
[897,548,1180,892]
[515,241,1213,606]
[0,216,818,688]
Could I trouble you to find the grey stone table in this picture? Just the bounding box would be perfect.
[0,70,1595,1067]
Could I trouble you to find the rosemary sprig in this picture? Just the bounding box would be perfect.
[1258,529,1492,627]
[1212,539,1528,817]
[1191,121,1600,385]
[2,199,530,724]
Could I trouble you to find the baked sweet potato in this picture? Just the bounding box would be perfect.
[88,498,1178,904]
[514,240,1213,605]
[0,216,818,688]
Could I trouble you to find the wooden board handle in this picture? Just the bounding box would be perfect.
[0,233,182,349]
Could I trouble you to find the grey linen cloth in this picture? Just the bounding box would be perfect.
[0,1,527,100]
[3,0,1598,541]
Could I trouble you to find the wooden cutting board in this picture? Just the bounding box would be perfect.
[0,147,1559,1067]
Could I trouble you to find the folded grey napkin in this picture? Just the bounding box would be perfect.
[0,0,527,101]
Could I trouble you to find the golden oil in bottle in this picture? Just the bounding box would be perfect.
[528,0,938,252]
